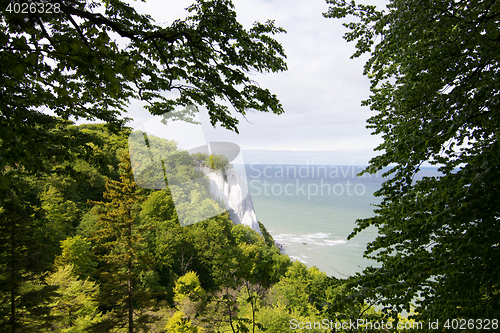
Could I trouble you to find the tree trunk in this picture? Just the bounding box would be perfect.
[128,221,133,333]
[10,216,16,333]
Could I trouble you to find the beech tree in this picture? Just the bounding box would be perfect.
[324,0,500,324]
[1,0,286,177]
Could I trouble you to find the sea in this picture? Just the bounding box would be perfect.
[244,164,440,279]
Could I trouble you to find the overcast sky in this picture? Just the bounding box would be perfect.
[121,0,385,165]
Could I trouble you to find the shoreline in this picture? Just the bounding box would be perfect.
[275,241,286,253]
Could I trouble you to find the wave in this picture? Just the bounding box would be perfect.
[288,254,308,265]
[303,232,330,239]
[273,232,347,247]
[324,239,348,246]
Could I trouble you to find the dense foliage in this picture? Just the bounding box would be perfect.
[0,122,398,332]
[325,0,500,325]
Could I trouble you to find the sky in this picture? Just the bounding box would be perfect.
[110,0,385,165]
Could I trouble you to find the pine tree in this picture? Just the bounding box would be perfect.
[89,153,153,333]
[0,175,54,333]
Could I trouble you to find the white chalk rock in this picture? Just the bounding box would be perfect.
[198,165,261,235]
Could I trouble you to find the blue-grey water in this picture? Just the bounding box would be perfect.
[245,164,440,279]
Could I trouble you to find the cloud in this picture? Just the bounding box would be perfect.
[123,0,384,162]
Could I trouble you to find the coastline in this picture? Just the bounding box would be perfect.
[275,241,286,253]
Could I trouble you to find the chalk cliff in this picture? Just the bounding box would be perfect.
[198,165,262,235]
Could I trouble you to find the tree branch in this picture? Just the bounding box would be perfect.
[59,5,89,47]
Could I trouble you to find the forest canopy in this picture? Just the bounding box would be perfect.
[0,122,374,333]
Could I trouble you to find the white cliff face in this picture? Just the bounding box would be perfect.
[198,165,261,235]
